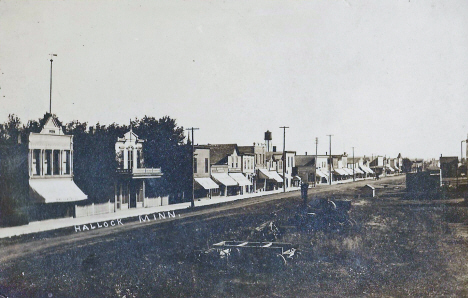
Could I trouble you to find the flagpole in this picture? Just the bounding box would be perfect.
[49,54,57,114]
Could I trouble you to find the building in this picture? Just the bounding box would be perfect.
[207,144,253,196]
[193,145,219,199]
[345,156,366,179]
[114,128,164,210]
[238,143,266,192]
[294,155,319,185]
[0,114,88,224]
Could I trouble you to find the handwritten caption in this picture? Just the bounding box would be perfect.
[74,211,179,232]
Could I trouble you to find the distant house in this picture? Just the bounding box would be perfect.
[115,128,163,210]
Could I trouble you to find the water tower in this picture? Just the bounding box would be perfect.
[264,130,272,152]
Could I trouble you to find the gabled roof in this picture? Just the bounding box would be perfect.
[206,144,239,165]
[117,129,144,143]
[39,113,64,135]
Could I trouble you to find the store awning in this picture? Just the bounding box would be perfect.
[195,177,219,190]
[351,167,365,174]
[211,173,238,186]
[342,168,355,175]
[292,175,302,181]
[29,179,87,203]
[360,165,374,174]
[258,169,283,183]
[229,173,252,186]
[315,170,328,178]
[386,165,395,172]
[269,171,284,183]
[334,168,348,176]
[279,172,293,179]
[258,169,273,179]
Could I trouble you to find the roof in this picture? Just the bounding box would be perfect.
[295,155,315,167]
[38,113,65,135]
[206,144,239,165]
[440,156,458,164]
[238,146,254,155]
[347,157,364,163]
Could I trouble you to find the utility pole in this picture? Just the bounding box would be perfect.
[384,155,387,177]
[315,137,318,187]
[49,54,57,114]
[352,146,355,182]
[186,127,199,208]
[280,126,289,193]
[327,134,333,185]
[461,139,466,189]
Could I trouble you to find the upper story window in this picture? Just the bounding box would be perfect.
[128,150,133,170]
[194,157,198,173]
[45,150,52,175]
[64,150,71,174]
[33,149,41,175]
[53,150,60,175]
[205,158,209,173]
[137,150,143,168]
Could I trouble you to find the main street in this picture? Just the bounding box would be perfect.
[1,175,468,297]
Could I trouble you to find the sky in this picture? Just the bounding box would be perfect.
[1,0,467,159]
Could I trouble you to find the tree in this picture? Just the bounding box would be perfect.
[0,114,22,145]
[133,116,191,201]
[402,158,413,173]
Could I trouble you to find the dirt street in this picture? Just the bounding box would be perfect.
[1,175,468,297]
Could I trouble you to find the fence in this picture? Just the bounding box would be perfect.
[75,201,114,218]
[144,196,169,208]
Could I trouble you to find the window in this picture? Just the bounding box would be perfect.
[64,150,70,174]
[45,150,52,175]
[194,157,198,173]
[137,150,142,168]
[128,150,133,170]
[53,150,60,175]
[205,158,209,173]
[33,150,41,175]
[117,150,124,169]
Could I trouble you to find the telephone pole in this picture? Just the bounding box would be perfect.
[315,137,318,187]
[186,127,199,208]
[280,126,289,192]
[352,146,355,182]
[49,54,57,114]
[327,134,333,185]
